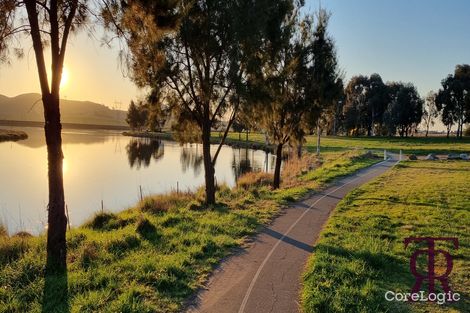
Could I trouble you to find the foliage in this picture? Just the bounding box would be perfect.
[302,161,470,313]
[126,100,147,131]
[436,64,470,138]
[383,82,423,137]
[104,0,287,204]
[343,74,388,136]
[422,91,439,137]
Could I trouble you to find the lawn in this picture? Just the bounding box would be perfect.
[302,160,470,313]
[0,150,379,313]
[223,131,470,155]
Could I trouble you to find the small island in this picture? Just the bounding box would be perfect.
[0,129,28,142]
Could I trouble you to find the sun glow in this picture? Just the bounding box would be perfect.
[60,67,69,88]
[62,158,69,174]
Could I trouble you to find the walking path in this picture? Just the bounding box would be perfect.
[186,155,398,313]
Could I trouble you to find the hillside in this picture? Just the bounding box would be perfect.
[0,93,127,127]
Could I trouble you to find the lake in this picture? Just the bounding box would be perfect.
[0,127,275,235]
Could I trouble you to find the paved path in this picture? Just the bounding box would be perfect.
[185,156,398,313]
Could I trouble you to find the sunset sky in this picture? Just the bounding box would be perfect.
[0,0,469,114]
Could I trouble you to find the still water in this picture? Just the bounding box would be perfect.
[0,127,275,235]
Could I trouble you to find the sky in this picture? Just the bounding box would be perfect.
[0,0,469,114]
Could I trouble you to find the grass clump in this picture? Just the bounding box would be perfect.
[0,236,31,266]
[237,172,273,189]
[85,212,130,231]
[302,161,470,313]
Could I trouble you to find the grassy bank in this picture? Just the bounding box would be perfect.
[123,131,273,151]
[124,131,470,155]
[302,161,470,313]
[0,150,379,313]
[0,129,28,142]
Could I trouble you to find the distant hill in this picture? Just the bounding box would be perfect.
[0,93,127,127]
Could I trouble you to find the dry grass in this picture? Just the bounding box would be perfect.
[140,191,194,214]
[282,153,319,187]
[237,171,274,189]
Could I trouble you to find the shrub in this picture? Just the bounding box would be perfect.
[237,172,273,190]
[140,192,192,214]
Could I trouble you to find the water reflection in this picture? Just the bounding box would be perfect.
[126,139,164,169]
[180,144,204,175]
[0,127,275,235]
[232,148,274,178]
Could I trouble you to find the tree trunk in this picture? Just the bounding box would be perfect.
[297,141,303,158]
[43,94,67,272]
[202,122,216,205]
[316,124,321,156]
[273,143,283,190]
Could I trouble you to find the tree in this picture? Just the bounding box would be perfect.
[1,0,87,272]
[306,10,342,155]
[343,74,388,136]
[422,91,438,137]
[126,100,147,131]
[436,64,470,139]
[386,82,423,137]
[104,0,277,204]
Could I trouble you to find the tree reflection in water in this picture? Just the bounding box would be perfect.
[180,144,204,175]
[126,139,164,169]
[232,148,270,179]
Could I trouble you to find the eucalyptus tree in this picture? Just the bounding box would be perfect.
[436,64,470,139]
[385,82,423,137]
[0,0,88,271]
[103,0,278,204]
[343,74,388,136]
[423,91,438,137]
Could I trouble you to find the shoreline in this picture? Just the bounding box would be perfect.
[123,130,275,152]
[0,129,28,142]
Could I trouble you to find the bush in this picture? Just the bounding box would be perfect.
[140,192,192,214]
[237,172,273,190]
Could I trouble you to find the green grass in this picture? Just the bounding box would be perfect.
[0,129,28,142]
[302,161,470,313]
[0,150,379,313]
[223,131,470,155]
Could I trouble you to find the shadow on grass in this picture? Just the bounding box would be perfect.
[42,266,70,313]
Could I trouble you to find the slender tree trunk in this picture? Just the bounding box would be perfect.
[273,143,283,190]
[43,93,67,271]
[202,121,216,205]
[316,124,321,156]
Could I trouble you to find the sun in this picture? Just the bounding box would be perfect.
[60,67,69,88]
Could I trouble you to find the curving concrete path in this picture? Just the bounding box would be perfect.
[185,155,398,313]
